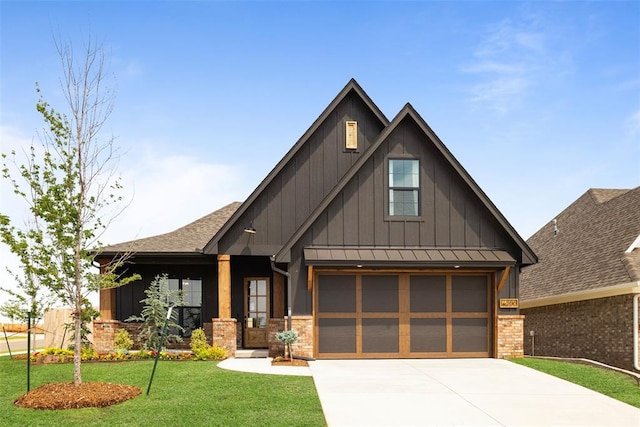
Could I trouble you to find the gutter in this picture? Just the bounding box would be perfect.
[270,256,292,331]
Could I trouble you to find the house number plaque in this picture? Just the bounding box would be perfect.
[499,298,519,309]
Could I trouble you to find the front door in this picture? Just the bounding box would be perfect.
[244,277,270,348]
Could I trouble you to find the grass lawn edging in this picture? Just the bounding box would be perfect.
[525,356,640,384]
[511,356,640,409]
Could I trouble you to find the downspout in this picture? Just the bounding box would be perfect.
[634,294,640,371]
[270,256,292,331]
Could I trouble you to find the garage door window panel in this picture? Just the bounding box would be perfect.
[362,318,399,353]
[318,275,356,313]
[452,276,487,312]
[452,318,488,352]
[318,318,357,353]
[410,318,446,352]
[362,275,399,312]
[410,275,446,312]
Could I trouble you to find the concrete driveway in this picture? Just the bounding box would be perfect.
[308,358,640,427]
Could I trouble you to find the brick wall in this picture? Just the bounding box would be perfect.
[497,315,524,358]
[522,294,638,371]
[92,320,119,353]
[212,318,237,357]
[266,317,312,358]
[268,318,285,357]
[291,316,313,358]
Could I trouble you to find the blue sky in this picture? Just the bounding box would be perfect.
[1,1,639,313]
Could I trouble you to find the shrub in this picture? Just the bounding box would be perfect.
[190,328,208,351]
[276,330,298,359]
[126,274,184,350]
[114,329,133,351]
[39,347,74,356]
[189,328,226,361]
[81,346,98,360]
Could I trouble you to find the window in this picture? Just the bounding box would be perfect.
[168,278,202,337]
[245,278,269,329]
[389,159,419,216]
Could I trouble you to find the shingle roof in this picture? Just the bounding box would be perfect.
[100,202,241,255]
[520,187,640,301]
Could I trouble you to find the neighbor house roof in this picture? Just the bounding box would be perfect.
[520,187,640,302]
[100,201,241,256]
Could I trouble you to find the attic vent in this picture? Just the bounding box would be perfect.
[345,121,358,150]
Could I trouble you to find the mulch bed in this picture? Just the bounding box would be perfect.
[14,382,141,410]
[271,356,309,367]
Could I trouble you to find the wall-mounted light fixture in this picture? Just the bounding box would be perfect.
[243,221,257,234]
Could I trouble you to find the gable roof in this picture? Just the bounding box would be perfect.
[204,79,388,254]
[273,103,537,265]
[100,201,241,256]
[520,187,640,302]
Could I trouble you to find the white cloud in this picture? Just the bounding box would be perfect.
[101,144,250,245]
[460,15,564,114]
[0,126,252,321]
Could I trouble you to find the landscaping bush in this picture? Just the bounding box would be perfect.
[189,328,226,361]
[113,329,133,351]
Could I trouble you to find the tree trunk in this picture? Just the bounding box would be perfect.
[73,245,83,386]
[73,307,82,386]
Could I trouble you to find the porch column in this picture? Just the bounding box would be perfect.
[99,288,116,320]
[217,254,231,318]
[214,254,236,357]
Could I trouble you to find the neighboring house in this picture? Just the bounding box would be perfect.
[95,79,536,359]
[520,187,640,371]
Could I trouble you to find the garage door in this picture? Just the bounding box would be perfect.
[315,273,491,358]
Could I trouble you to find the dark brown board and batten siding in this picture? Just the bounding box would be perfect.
[307,118,514,250]
[216,90,386,255]
[283,114,522,315]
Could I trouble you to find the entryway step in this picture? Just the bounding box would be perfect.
[235,349,269,358]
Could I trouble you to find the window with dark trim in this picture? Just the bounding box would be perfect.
[389,159,420,216]
[168,278,202,337]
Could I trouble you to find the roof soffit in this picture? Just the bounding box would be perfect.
[203,79,389,255]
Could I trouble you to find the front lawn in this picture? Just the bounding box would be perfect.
[511,357,640,408]
[0,357,325,427]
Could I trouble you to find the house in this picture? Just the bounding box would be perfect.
[95,79,536,359]
[520,187,640,371]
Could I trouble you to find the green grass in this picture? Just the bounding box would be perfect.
[512,357,640,408]
[0,357,326,427]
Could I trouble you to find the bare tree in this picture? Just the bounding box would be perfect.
[0,36,137,386]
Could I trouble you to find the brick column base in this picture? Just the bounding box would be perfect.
[92,319,120,353]
[291,316,313,358]
[268,318,285,357]
[212,318,237,358]
[497,315,525,359]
